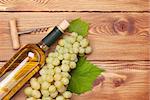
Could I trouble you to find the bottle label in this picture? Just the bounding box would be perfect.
[42,26,63,47]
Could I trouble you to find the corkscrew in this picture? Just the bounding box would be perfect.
[9,19,53,50]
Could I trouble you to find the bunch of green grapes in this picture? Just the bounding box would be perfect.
[24,32,92,100]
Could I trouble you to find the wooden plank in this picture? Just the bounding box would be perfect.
[0,61,149,100]
[71,71,149,100]
[12,70,150,100]
[0,0,149,11]
[0,12,149,61]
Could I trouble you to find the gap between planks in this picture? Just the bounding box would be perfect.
[0,10,148,13]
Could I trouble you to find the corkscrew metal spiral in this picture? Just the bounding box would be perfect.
[18,27,53,35]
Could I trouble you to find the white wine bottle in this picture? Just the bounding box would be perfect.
[0,20,70,100]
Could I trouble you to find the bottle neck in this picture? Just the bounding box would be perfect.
[37,26,64,52]
[37,41,49,52]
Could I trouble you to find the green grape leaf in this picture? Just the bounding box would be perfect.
[68,18,89,37]
[67,57,104,94]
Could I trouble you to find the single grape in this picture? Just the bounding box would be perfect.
[73,47,79,54]
[46,75,53,83]
[49,85,56,93]
[64,43,72,49]
[63,47,69,53]
[24,87,33,97]
[61,64,70,72]
[61,77,69,85]
[77,35,83,42]
[80,39,89,47]
[39,68,47,76]
[61,72,70,78]
[54,74,62,81]
[30,78,40,90]
[41,89,50,97]
[71,32,78,37]
[52,58,60,66]
[46,57,54,64]
[47,64,54,69]
[50,91,58,98]
[63,53,71,60]
[30,78,37,82]
[69,61,76,69]
[69,36,76,44]
[37,76,44,84]
[54,67,61,73]
[56,95,65,100]
[32,90,41,99]
[58,54,64,60]
[70,54,77,61]
[56,45,61,52]
[47,68,55,76]
[41,74,47,81]
[79,47,85,54]
[58,39,65,46]
[63,91,72,99]
[62,60,70,65]
[57,86,66,93]
[85,46,92,54]
[57,47,64,54]
[63,36,70,43]
[73,42,80,48]
[54,81,63,88]
[41,81,51,90]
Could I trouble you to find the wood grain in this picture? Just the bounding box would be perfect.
[0,12,149,61]
[71,70,149,100]
[11,70,149,100]
[0,0,149,11]
[0,61,149,100]
[0,1,149,99]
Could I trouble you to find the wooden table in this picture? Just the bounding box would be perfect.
[0,0,149,100]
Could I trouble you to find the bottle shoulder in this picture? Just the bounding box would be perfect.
[22,44,44,52]
[16,44,46,66]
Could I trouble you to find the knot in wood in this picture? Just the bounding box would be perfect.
[116,21,128,32]
[113,18,134,36]
[93,76,105,87]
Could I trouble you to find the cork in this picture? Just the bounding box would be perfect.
[9,19,20,50]
[58,20,70,31]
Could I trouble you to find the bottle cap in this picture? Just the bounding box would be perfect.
[58,20,70,31]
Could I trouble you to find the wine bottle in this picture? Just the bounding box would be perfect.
[0,20,70,99]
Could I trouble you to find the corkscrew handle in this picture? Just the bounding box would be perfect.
[9,19,20,50]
